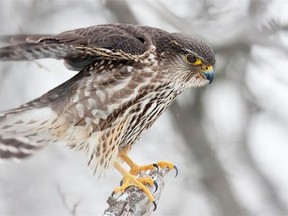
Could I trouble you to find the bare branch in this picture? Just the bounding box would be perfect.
[102,168,171,216]
[57,184,81,216]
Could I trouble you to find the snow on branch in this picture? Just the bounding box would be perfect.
[102,168,172,216]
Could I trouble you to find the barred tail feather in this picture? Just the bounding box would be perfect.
[0,136,43,159]
[0,107,58,160]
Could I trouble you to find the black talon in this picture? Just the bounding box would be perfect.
[111,191,115,197]
[153,163,159,171]
[152,201,157,211]
[173,165,179,177]
[153,180,158,192]
[120,179,123,186]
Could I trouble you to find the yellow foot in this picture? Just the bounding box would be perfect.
[129,161,178,177]
[113,162,157,210]
[113,149,178,211]
[113,169,155,202]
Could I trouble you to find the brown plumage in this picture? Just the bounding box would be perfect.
[0,23,215,177]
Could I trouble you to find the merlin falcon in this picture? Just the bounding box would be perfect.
[0,23,215,205]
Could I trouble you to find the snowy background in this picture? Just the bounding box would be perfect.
[1,0,288,215]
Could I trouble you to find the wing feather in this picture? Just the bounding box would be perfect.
[0,24,162,70]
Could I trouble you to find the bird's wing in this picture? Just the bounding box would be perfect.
[0,24,161,168]
[0,24,157,70]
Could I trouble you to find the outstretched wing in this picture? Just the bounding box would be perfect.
[0,23,160,70]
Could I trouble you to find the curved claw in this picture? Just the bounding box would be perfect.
[111,191,115,197]
[173,165,179,177]
[153,163,159,172]
[152,201,157,211]
[153,180,158,193]
[120,179,123,186]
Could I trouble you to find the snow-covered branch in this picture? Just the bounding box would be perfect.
[102,168,171,216]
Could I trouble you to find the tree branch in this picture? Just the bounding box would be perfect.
[57,184,81,216]
[102,168,171,216]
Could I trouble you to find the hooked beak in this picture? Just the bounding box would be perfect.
[201,66,215,84]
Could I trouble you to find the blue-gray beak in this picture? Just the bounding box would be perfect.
[202,69,215,84]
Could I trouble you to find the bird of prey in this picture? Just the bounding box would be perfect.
[0,23,215,205]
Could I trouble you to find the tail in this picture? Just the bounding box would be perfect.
[0,106,58,160]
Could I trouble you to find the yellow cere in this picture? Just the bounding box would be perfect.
[202,65,213,71]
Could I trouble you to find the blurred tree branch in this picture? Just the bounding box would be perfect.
[105,0,138,24]
[170,96,246,216]
[57,184,80,216]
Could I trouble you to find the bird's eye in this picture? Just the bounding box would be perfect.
[185,54,202,65]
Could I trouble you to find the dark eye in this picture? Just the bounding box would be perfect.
[185,54,202,65]
[186,54,196,63]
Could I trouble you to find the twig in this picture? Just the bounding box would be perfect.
[57,183,81,216]
[102,168,171,216]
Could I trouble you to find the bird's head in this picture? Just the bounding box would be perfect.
[159,33,215,89]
